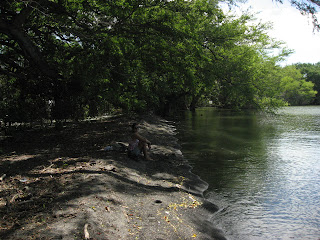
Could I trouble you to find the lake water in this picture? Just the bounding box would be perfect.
[176,106,320,240]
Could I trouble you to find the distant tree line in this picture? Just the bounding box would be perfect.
[294,63,320,105]
[0,0,319,126]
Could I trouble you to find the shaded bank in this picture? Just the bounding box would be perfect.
[0,114,226,240]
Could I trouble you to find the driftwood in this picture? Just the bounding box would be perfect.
[84,223,90,240]
[0,174,6,181]
[10,193,20,203]
[39,164,54,173]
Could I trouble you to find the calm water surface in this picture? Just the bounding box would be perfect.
[177,106,320,240]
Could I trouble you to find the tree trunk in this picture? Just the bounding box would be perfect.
[0,5,60,81]
[189,95,200,112]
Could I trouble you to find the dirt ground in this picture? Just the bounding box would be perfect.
[0,114,226,240]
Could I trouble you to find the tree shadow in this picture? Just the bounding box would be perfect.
[0,115,220,239]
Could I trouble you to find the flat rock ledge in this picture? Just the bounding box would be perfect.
[0,114,226,240]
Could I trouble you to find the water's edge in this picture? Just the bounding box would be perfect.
[168,118,228,240]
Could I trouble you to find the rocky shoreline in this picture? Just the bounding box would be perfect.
[0,114,226,239]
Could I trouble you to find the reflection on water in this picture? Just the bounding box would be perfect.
[177,106,320,240]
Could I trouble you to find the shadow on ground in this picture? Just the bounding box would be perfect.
[0,114,225,240]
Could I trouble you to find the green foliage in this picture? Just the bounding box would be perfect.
[200,12,288,111]
[279,66,318,105]
[0,0,318,124]
[295,63,320,104]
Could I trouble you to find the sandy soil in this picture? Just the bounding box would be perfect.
[0,114,226,240]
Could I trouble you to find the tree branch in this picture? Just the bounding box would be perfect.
[0,3,61,80]
[13,5,34,28]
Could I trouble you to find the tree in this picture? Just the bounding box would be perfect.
[198,10,289,110]
[279,65,318,105]
[1,0,205,118]
[295,62,320,104]
[0,0,299,123]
